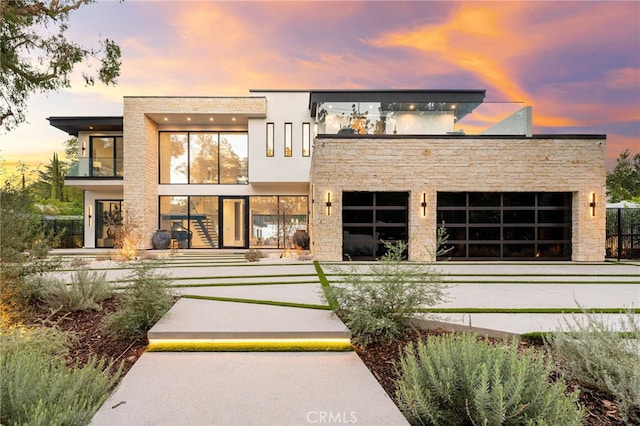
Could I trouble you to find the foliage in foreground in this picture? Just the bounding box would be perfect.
[324,241,447,346]
[547,310,640,424]
[395,333,583,426]
[0,349,120,426]
[103,261,175,339]
[0,182,58,322]
[35,269,111,312]
[0,322,121,426]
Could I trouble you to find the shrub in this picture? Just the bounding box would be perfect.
[37,269,111,312]
[0,349,121,426]
[324,241,447,346]
[103,261,174,339]
[547,310,640,423]
[395,333,583,426]
[0,323,71,358]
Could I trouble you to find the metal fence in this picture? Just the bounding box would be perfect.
[606,208,640,260]
[43,216,84,249]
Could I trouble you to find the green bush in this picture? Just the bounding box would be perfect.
[0,349,121,426]
[103,261,174,339]
[547,311,640,423]
[324,241,447,346]
[37,269,111,312]
[0,323,71,358]
[395,333,583,426]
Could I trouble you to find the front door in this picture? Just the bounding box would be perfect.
[220,197,248,248]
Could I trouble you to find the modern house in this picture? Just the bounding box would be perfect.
[48,89,606,261]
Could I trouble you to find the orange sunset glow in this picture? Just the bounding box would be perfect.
[2,1,638,183]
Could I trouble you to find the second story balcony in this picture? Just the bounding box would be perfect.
[66,157,124,178]
[310,90,533,137]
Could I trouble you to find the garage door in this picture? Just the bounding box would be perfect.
[342,192,409,260]
[437,192,571,260]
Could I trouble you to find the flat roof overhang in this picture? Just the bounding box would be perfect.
[47,116,123,136]
[309,89,486,116]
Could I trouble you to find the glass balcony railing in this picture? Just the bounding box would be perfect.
[66,157,123,178]
[315,101,531,136]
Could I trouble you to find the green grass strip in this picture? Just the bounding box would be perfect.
[168,280,319,288]
[180,294,331,310]
[416,307,640,314]
[314,261,339,311]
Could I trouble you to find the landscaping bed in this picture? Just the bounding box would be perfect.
[21,299,627,426]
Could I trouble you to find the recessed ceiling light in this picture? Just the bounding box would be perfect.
[232,117,236,121]
[409,104,415,110]
[209,117,214,121]
[89,126,93,130]
[451,104,456,109]
[163,117,168,121]
[187,117,191,121]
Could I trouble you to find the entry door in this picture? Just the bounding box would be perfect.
[220,197,248,248]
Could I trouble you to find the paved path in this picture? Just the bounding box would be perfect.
[46,250,638,425]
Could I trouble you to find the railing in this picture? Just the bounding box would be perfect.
[66,157,123,178]
[315,101,531,136]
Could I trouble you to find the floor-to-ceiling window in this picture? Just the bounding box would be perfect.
[159,132,248,184]
[96,200,123,248]
[249,196,308,248]
[90,137,123,177]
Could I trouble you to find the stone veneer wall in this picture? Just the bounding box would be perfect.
[123,97,267,249]
[310,137,606,262]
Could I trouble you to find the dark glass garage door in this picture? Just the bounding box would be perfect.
[437,192,571,260]
[343,192,408,260]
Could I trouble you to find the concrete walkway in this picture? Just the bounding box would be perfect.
[78,251,638,425]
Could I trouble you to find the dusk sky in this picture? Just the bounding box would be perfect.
[2,0,639,181]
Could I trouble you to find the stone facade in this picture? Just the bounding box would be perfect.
[310,136,606,262]
[123,96,267,248]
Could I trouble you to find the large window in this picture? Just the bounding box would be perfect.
[437,192,571,260]
[90,136,123,177]
[159,131,248,184]
[159,196,219,248]
[249,196,308,248]
[96,200,123,248]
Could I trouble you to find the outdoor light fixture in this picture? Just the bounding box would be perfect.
[589,192,597,217]
[87,205,92,227]
[81,141,86,154]
[326,192,332,216]
[421,193,427,217]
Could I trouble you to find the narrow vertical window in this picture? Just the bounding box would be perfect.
[266,123,274,157]
[302,122,310,157]
[284,123,292,157]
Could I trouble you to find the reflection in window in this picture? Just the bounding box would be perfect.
[159,133,188,184]
[302,122,310,157]
[90,136,123,177]
[189,133,218,184]
[266,123,274,157]
[284,123,292,157]
[219,133,248,184]
[159,131,247,184]
[249,196,308,248]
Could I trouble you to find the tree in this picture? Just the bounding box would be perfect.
[606,149,640,202]
[0,0,121,131]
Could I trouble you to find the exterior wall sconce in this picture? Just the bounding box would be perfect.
[326,192,332,216]
[81,141,86,155]
[420,193,427,217]
[589,192,596,217]
[87,204,92,227]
